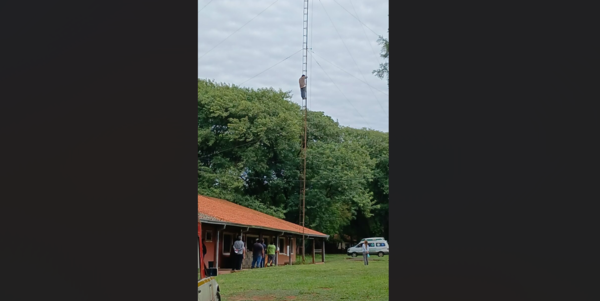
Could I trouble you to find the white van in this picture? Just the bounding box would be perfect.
[347,239,389,257]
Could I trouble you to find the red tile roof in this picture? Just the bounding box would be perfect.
[198,194,328,237]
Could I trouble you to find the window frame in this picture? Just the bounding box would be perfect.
[205,230,212,242]
[278,237,285,254]
[222,233,233,256]
[245,234,258,252]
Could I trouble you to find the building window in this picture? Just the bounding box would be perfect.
[246,234,258,251]
[223,233,233,255]
[205,230,212,242]
[279,237,285,253]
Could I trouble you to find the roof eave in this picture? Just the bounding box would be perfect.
[199,219,328,238]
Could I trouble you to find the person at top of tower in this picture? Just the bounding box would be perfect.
[299,74,308,100]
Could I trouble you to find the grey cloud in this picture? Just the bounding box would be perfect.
[199,0,388,132]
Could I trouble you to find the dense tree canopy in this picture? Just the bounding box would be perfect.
[198,79,388,241]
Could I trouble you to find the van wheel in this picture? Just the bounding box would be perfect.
[378,252,384,257]
[352,252,357,257]
[216,292,221,301]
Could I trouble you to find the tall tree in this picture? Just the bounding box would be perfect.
[198,79,301,218]
[285,112,377,235]
[198,79,389,238]
[340,127,389,241]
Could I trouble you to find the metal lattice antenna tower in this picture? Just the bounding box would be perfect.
[300,0,309,264]
[302,0,309,79]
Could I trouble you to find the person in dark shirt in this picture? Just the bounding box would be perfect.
[251,239,264,269]
[261,240,267,267]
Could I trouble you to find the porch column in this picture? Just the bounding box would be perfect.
[288,236,292,266]
[322,239,325,263]
[312,238,315,264]
[215,230,220,273]
[275,234,279,266]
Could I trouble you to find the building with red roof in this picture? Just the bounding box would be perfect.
[198,194,328,273]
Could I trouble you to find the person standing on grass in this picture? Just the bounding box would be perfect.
[362,240,369,266]
[232,236,245,272]
[266,241,276,267]
[254,238,261,267]
[261,240,267,267]
[252,239,264,269]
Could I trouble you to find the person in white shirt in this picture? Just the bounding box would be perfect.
[232,236,245,272]
[362,241,369,265]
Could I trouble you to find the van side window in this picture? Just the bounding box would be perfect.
[376,242,386,247]
[368,243,375,247]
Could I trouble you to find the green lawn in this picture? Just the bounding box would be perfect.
[213,254,388,301]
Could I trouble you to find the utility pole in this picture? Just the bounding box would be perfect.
[301,0,309,264]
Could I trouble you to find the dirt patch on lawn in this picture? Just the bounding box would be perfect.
[285,296,297,300]
[228,295,276,301]
[345,258,383,261]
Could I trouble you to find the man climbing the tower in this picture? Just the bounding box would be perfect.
[299,74,307,100]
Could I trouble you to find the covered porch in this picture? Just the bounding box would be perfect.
[201,221,328,273]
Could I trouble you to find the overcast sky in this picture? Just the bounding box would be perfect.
[199,0,388,132]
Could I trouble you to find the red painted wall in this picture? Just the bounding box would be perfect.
[201,224,217,267]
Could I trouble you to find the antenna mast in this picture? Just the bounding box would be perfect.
[300,0,309,264]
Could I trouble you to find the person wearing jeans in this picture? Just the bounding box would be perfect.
[299,75,307,100]
[261,240,267,267]
[362,241,369,266]
[251,239,264,269]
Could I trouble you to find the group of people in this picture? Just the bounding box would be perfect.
[251,238,278,269]
[210,235,371,272]
[230,235,279,272]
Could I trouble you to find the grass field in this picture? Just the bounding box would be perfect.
[213,254,388,301]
